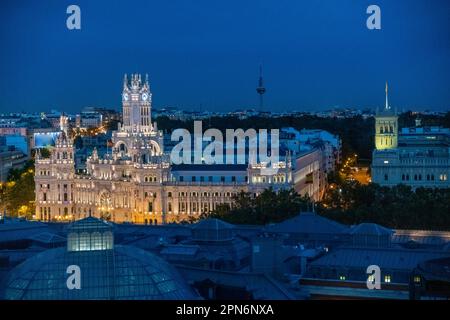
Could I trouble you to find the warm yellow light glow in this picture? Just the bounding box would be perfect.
[18,205,29,216]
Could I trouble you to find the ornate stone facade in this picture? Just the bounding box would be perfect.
[35,74,293,224]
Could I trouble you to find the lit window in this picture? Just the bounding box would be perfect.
[339,275,346,281]
[91,232,102,250]
[79,232,91,251]
[367,274,375,283]
[383,160,389,164]
[384,275,391,283]
[67,233,79,251]
[413,276,421,284]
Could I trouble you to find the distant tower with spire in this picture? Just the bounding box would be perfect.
[375,81,398,150]
[256,64,266,111]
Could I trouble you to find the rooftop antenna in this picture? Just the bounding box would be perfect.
[385,81,390,110]
[256,64,266,111]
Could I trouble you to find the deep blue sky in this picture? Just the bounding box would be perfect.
[1,0,449,113]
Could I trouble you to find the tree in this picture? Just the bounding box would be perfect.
[2,161,36,218]
[318,181,450,230]
[204,188,311,225]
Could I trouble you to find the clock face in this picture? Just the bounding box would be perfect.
[142,93,148,101]
[123,93,129,101]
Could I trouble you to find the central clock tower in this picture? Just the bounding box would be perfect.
[122,73,152,133]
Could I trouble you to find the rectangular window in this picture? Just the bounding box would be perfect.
[384,275,391,283]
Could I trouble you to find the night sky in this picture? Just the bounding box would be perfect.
[0,0,449,113]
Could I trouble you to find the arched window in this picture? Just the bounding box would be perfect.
[426,174,430,181]
[380,127,384,134]
[406,174,410,181]
[79,232,91,251]
[67,233,79,251]
[103,231,113,249]
[390,126,393,133]
[384,174,388,181]
[414,174,418,181]
[402,174,405,181]
[91,232,102,250]
[385,126,389,133]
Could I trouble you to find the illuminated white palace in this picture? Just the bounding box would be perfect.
[34,74,295,224]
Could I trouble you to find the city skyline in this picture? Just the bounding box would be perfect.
[1,0,449,113]
[0,1,449,303]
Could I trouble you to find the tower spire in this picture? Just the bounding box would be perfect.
[385,81,389,110]
[123,74,128,89]
[256,64,266,111]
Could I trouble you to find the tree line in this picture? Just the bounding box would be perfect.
[202,183,450,231]
[203,188,311,225]
[319,181,450,231]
